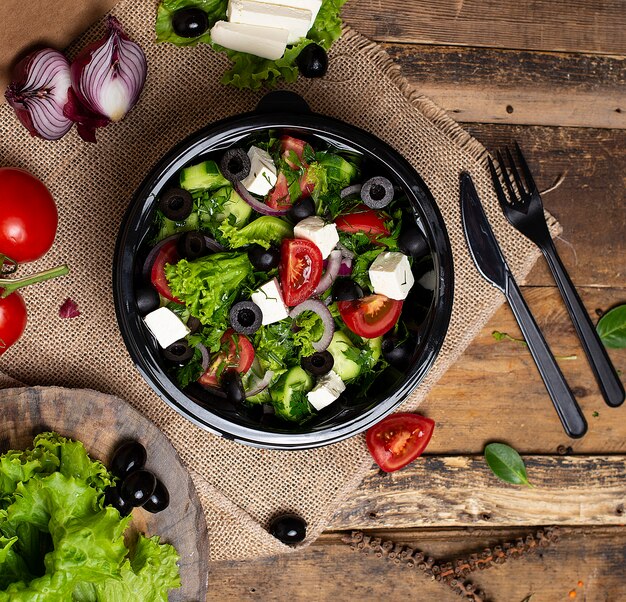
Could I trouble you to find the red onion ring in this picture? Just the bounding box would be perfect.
[245,370,275,398]
[340,184,362,199]
[289,299,335,352]
[233,181,290,217]
[196,343,210,372]
[338,256,353,276]
[314,250,342,295]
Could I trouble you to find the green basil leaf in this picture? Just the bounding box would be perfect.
[596,304,626,348]
[484,443,533,487]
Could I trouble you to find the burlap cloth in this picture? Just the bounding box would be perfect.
[0,1,558,562]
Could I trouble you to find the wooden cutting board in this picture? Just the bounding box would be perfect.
[0,385,209,601]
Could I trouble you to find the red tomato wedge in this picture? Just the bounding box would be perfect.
[366,413,435,472]
[150,240,183,303]
[198,329,255,387]
[335,205,390,239]
[279,238,323,306]
[266,172,292,210]
[337,294,403,338]
[280,135,312,170]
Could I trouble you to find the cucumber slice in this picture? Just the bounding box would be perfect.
[214,187,252,226]
[327,331,361,381]
[180,160,229,191]
[270,366,314,422]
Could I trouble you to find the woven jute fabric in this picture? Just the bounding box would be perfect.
[0,1,557,561]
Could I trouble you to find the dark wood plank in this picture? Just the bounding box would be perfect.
[209,527,626,601]
[343,0,626,55]
[384,44,626,129]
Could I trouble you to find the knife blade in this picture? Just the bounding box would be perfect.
[460,171,587,438]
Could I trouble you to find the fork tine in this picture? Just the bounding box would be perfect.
[514,141,538,193]
[505,146,527,197]
[496,150,518,204]
[488,156,511,211]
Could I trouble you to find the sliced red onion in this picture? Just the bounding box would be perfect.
[67,16,147,142]
[196,343,210,372]
[340,183,362,199]
[337,242,354,260]
[245,370,274,398]
[289,299,335,352]
[338,256,353,276]
[233,181,290,217]
[5,49,73,140]
[314,250,342,295]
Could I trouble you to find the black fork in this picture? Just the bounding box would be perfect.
[488,143,624,408]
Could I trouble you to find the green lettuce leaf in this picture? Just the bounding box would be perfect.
[219,216,292,249]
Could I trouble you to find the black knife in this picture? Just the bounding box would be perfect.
[460,172,587,438]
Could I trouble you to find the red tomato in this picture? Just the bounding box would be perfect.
[280,136,312,170]
[279,238,323,306]
[335,205,390,239]
[298,167,316,198]
[366,413,435,472]
[337,294,403,338]
[0,168,58,263]
[150,240,183,303]
[198,329,255,387]
[266,172,292,210]
[0,292,27,355]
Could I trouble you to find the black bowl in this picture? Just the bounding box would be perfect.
[113,92,454,449]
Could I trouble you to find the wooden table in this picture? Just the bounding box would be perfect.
[208,2,626,600]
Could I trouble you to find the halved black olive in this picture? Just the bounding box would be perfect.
[220,148,251,182]
[248,244,280,271]
[381,334,415,369]
[186,316,202,334]
[111,440,147,479]
[171,8,209,38]
[104,485,132,517]
[269,513,307,545]
[332,278,364,302]
[163,339,194,365]
[398,226,429,259]
[287,197,316,222]
[135,283,160,315]
[142,478,170,513]
[121,470,157,508]
[221,370,246,405]
[361,176,394,209]
[229,301,263,335]
[177,231,207,260]
[301,351,334,376]
[296,44,328,78]
[158,188,193,221]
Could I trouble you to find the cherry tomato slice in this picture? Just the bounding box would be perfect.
[0,292,27,355]
[337,294,403,338]
[266,172,292,210]
[335,205,390,239]
[150,240,183,303]
[280,136,312,170]
[279,238,323,306]
[366,413,435,472]
[198,329,255,387]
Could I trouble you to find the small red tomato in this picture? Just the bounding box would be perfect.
[150,240,183,303]
[0,292,27,355]
[0,167,58,263]
[337,294,403,338]
[278,238,323,306]
[280,135,312,170]
[335,205,390,240]
[199,330,255,387]
[366,413,435,472]
[266,172,292,210]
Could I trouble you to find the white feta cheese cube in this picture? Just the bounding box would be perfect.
[251,278,289,325]
[241,145,278,196]
[210,21,288,61]
[143,307,190,349]
[307,370,346,411]
[293,216,339,259]
[260,0,322,27]
[228,0,312,45]
[368,252,415,300]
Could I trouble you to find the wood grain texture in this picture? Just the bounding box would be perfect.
[0,386,208,602]
[342,0,626,55]
[209,527,626,602]
[384,45,626,129]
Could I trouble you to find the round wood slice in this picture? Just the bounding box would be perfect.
[0,386,209,601]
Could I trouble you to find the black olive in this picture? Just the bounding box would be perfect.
[135,283,160,315]
[221,370,246,405]
[248,244,281,271]
[177,231,207,260]
[381,334,415,369]
[163,339,194,365]
[121,469,157,508]
[229,301,263,335]
[296,44,328,78]
[111,440,147,479]
[186,316,202,334]
[287,197,316,222]
[220,148,251,182]
[332,278,364,302]
[142,478,170,513]
[104,485,132,517]
[171,7,209,38]
[269,513,307,545]
[398,226,429,258]
[158,187,193,221]
[301,351,334,376]
[361,176,394,209]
